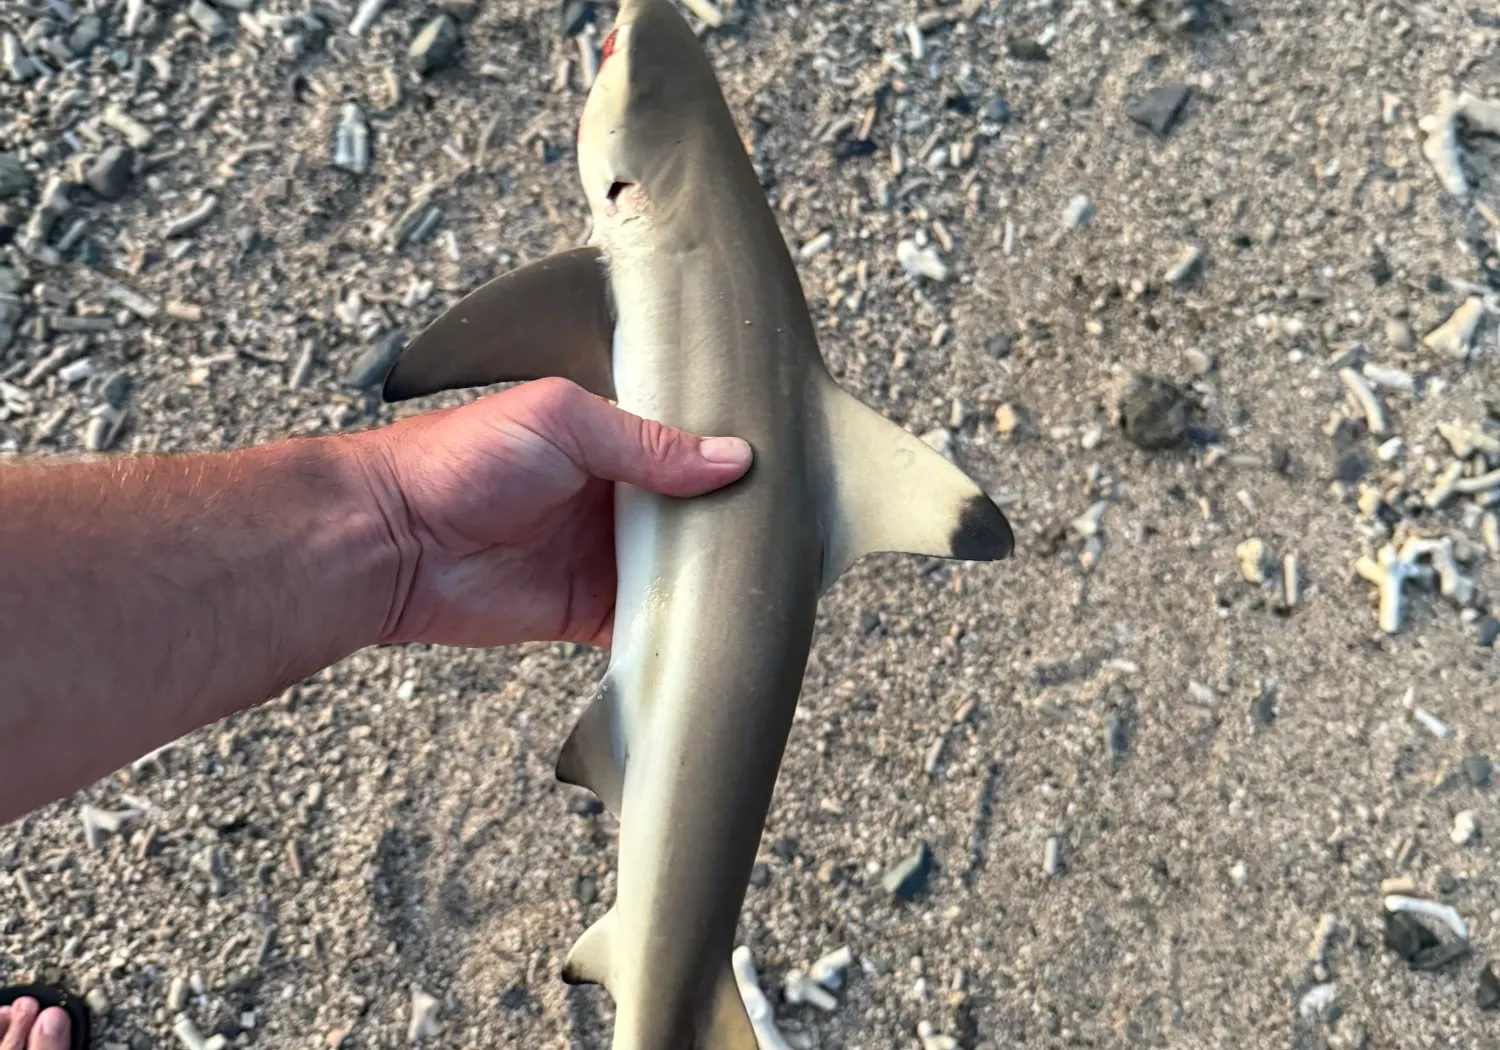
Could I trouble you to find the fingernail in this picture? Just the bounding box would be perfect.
[698,436,752,467]
[38,1009,68,1039]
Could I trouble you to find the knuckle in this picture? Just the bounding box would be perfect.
[638,418,682,463]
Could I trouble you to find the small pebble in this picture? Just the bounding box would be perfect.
[344,329,406,389]
[1126,83,1191,137]
[409,15,459,75]
[84,987,110,1016]
[85,146,134,201]
[1120,376,1188,450]
[881,842,933,900]
[1163,244,1202,285]
[1236,538,1271,584]
[1062,194,1094,229]
[408,987,440,1041]
[1479,964,1500,1011]
[896,239,948,282]
[1463,754,1492,787]
[1043,836,1062,876]
[0,153,31,200]
[1451,810,1478,846]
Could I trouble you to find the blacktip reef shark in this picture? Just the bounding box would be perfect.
[379,0,1014,1045]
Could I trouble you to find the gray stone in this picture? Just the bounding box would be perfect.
[343,328,406,388]
[1120,376,1189,450]
[409,15,459,74]
[68,14,102,55]
[1126,83,1191,137]
[85,146,134,201]
[880,842,933,900]
[1464,754,1493,788]
[0,153,31,201]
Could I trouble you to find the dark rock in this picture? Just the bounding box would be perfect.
[1126,83,1190,137]
[1252,688,1276,725]
[0,153,30,202]
[748,861,770,889]
[498,987,532,1011]
[568,795,603,816]
[1476,615,1500,648]
[99,371,131,409]
[1005,36,1048,61]
[1335,451,1369,484]
[1120,376,1189,450]
[1370,246,1393,286]
[68,14,102,55]
[881,842,933,900]
[987,332,1013,358]
[0,202,21,245]
[437,0,478,20]
[574,874,596,905]
[832,137,877,162]
[943,90,974,116]
[1384,911,1440,963]
[560,0,597,36]
[858,611,879,634]
[1480,964,1500,1011]
[85,146,134,201]
[1463,754,1492,787]
[344,329,406,389]
[409,15,459,75]
[78,239,103,268]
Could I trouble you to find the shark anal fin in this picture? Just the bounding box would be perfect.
[561,907,616,989]
[381,246,616,403]
[818,379,1014,590]
[697,962,759,1050]
[555,678,626,817]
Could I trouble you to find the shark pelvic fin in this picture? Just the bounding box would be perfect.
[381,246,616,403]
[817,379,1014,590]
[561,908,616,989]
[555,679,626,817]
[697,963,759,1050]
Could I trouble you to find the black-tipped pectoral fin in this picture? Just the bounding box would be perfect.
[381,246,616,403]
[818,378,1014,590]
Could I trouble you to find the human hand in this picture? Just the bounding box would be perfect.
[362,377,752,649]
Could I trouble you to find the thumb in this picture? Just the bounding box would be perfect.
[532,379,753,496]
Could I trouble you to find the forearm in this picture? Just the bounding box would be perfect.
[0,434,408,822]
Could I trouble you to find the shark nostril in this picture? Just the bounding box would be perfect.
[606,180,633,203]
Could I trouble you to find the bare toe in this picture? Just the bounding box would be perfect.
[0,997,38,1050]
[27,1008,68,1050]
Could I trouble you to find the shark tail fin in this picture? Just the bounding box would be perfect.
[696,962,759,1050]
[816,378,1014,590]
[561,907,616,989]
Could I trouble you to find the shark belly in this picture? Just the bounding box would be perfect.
[604,297,823,1049]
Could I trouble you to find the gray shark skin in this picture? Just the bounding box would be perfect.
[380,1,1014,1046]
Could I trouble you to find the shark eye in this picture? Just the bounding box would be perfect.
[600,27,619,67]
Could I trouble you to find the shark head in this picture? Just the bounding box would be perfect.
[576,0,738,243]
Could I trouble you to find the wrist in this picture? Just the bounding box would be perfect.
[327,429,422,649]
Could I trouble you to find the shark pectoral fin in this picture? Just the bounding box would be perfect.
[381,245,616,403]
[697,965,758,1050]
[818,381,1014,590]
[555,679,626,817]
[561,908,616,989]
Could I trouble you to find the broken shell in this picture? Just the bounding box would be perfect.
[1384,894,1468,941]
